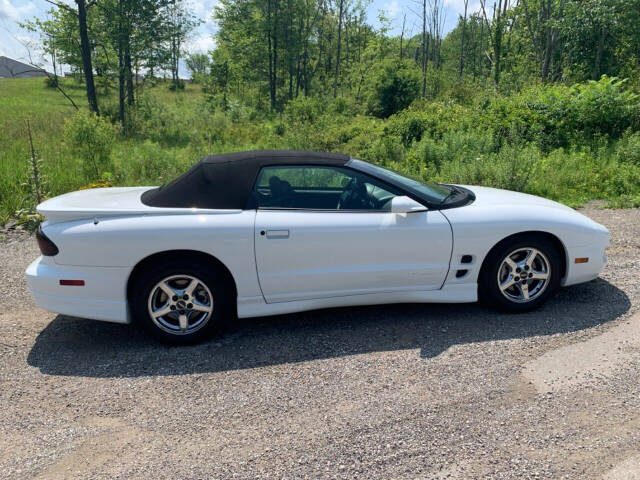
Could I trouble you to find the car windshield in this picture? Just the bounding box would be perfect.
[348,159,452,204]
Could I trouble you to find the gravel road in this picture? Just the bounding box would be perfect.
[1,207,639,479]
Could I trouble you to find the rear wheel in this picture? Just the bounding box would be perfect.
[480,236,562,312]
[131,261,233,345]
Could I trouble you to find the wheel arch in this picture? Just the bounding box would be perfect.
[126,250,238,308]
[479,231,568,282]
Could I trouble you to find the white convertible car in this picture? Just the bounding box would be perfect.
[27,150,609,344]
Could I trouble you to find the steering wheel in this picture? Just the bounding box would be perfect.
[337,178,375,210]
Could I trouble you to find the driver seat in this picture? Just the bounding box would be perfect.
[269,176,295,207]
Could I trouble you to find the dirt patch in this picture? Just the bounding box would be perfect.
[603,455,640,480]
[523,312,640,393]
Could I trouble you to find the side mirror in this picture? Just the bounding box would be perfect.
[390,196,428,214]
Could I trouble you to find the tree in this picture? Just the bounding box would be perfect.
[333,0,346,97]
[520,0,562,81]
[367,59,421,118]
[165,0,200,89]
[186,53,210,81]
[420,0,428,96]
[214,0,369,110]
[76,0,100,113]
[559,0,622,81]
[480,0,508,86]
[458,0,468,79]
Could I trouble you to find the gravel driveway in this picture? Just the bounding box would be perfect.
[1,207,639,479]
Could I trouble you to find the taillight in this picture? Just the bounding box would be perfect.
[36,226,59,256]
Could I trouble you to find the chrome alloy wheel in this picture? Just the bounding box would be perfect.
[497,247,551,303]
[147,274,214,335]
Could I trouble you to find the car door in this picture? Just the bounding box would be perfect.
[253,165,453,303]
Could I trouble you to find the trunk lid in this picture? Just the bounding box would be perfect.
[37,187,157,223]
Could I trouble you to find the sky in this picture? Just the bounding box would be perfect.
[0,0,479,73]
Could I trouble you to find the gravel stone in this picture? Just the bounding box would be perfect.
[0,206,638,479]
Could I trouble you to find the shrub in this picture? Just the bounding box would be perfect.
[408,136,447,169]
[168,79,186,90]
[615,131,640,164]
[99,98,123,124]
[274,123,286,136]
[385,102,476,147]
[44,76,58,88]
[438,143,539,193]
[570,76,640,140]
[95,75,113,96]
[64,111,117,180]
[113,140,182,186]
[130,94,192,146]
[201,111,231,144]
[330,96,357,115]
[367,60,421,118]
[284,96,325,123]
[485,76,640,151]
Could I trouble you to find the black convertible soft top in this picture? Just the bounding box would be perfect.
[141,150,350,209]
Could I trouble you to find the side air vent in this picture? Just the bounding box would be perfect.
[461,255,473,264]
[456,269,468,278]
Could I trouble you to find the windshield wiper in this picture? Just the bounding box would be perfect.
[439,185,461,204]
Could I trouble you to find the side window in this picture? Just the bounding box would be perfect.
[252,165,401,211]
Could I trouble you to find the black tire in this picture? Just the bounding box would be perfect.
[479,235,562,312]
[131,260,233,345]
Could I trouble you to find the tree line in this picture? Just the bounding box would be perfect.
[27,0,640,119]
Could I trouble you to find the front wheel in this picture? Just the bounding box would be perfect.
[131,261,233,345]
[480,236,562,312]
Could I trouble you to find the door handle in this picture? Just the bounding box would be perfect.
[265,229,290,239]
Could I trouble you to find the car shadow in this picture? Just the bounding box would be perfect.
[27,278,630,378]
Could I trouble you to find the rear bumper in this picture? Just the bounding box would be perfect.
[26,256,131,324]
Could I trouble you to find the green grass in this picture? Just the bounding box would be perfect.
[1,77,639,226]
[0,78,204,224]
[0,78,90,223]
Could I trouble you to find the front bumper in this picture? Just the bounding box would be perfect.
[562,242,608,287]
[26,256,131,324]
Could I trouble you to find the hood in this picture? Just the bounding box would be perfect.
[460,185,574,212]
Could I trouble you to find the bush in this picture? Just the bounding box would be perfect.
[330,96,357,115]
[99,98,122,124]
[95,75,113,95]
[201,111,231,144]
[130,94,192,146]
[274,123,286,136]
[437,143,539,193]
[113,140,183,186]
[570,76,640,140]
[63,112,117,180]
[385,102,475,147]
[485,76,640,151]
[168,79,186,91]
[367,60,421,118]
[44,76,58,88]
[284,96,325,123]
[615,131,640,164]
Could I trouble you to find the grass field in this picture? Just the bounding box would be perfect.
[0,78,203,224]
[1,77,640,226]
